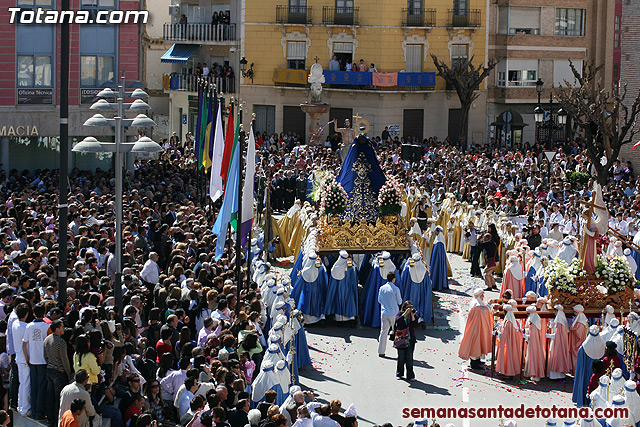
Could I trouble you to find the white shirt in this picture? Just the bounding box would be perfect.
[12,320,27,364]
[140,259,160,284]
[24,319,50,365]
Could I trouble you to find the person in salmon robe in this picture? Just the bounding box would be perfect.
[568,304,588,374]
[459,287,493,370]
[524,305,545,381]
[500,255,524,300]
[536,297,549,361]
[495,304,523,377]
[548,304,572,379]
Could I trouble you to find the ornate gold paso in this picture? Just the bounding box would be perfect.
[317,214,409,252]
[547,278,634,309]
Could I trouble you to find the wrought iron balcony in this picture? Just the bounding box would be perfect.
[163,23,236,43]
[446,9,481,27]
[162,73,236,94]
[401,8,436,27]
[276,5,313,24]
[322,6,359,26]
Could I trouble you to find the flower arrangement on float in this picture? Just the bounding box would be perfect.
[545,258,581,294]
[319,178,347,216]
[378,176,402,216]
[595,255,635,294]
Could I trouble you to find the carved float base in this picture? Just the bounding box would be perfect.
[317,214,409,253]
[548,276,634,309]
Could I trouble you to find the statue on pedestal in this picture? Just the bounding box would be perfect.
[579,183,608,274]
[308,63,325,104]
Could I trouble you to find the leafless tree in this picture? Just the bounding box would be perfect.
[555,61,640,186]
[431,54,496,148]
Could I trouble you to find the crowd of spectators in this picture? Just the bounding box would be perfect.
[0,123,638,427]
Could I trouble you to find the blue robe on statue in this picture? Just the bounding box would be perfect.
[337,135,386,224]
[362,254,398,328]
[398,255,433,323]
[430,238,448,291]
[538,273,548,297]
[633,250,640,281]
[325,252,359,319]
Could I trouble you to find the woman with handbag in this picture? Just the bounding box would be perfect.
[394,301,419,381]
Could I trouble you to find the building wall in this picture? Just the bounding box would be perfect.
[238,84,487,143]
[618,0,640,169]
[0,0,144,171]
[237,0,488,142]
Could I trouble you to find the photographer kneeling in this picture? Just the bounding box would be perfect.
[394,301,419,381]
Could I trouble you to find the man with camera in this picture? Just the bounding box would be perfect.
[465,221,482,278]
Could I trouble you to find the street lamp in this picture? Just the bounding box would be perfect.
[239,57,254,83]
[535,78,543,105]
[73,72,162,315]
[557,107,568,126]
[534,106,544,124]
[532,79,567,150]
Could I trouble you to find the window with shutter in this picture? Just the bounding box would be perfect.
[287,41,306,60]
[406,45,423,72]
[333,42,353,54]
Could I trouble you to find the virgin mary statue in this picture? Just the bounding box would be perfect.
[336,133,386,223]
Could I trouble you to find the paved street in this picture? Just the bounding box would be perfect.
[281,254,574,427]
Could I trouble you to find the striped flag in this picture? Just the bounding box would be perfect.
[202,91,214,169]
[194,86,203,163]
[197,89,208,168]
[211,126,239,260]
[240,125,256,248]
[220,104,234,184]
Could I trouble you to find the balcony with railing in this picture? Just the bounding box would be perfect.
[322,6,359,26]
[401,8,436,27]
[163,23,236,43]
[162,73,236,94]
[446,9,481,27]
[276,5,313,24]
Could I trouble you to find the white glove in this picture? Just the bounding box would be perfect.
[523,333,529,341]
[492,330,497,336]
[286,353,293,364]
[546,333,555,340]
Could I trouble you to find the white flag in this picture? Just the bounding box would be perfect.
[209,100,225,202]
[240,125,256,246]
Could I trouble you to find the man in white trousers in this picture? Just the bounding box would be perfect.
[377,272,402,357]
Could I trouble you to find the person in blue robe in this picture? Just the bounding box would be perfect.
[358,253,373,287]
[430,226,449,291]
[572,325,606,407]
[337,134,386,224]
[290,247,305,283]
[399,252,433,324]
[525,248,543,295]
[325,250,359,322]
[292,251,328,325]
[290,309,311,382]
[362,251,398,328]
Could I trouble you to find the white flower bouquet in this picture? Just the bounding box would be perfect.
[596,255,634,294]
[545,257,579,294]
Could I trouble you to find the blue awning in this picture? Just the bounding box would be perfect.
[161,44,199,64]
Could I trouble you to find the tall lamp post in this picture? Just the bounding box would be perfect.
[73,73,162,315]
[533,79,568,150]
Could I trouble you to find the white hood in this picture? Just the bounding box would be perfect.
[408,253,427,283]
[301,252,320,282]
[583,325,606,360]
[331,250,349,281]
[377,251,396,280]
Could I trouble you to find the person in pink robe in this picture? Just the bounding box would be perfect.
[548,304,572,379]
[524,305,545,381]
[568,304,588,374]
[495,304,523,377]
[459,288,494,370]
[500,255,524,300]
